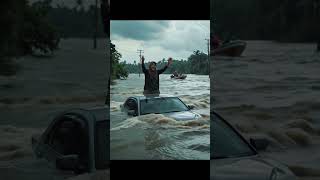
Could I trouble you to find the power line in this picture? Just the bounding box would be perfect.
[197,22,209,36]
[198,22,208,31]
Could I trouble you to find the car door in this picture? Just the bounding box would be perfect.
[32,109,91,175]
[90,106,110,170]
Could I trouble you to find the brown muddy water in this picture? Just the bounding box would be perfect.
[0,38,108,179]
[211,40,320,179]
[110,74,210,160]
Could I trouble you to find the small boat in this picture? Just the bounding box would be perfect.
[171,74,187,79]
[212,40,246,57]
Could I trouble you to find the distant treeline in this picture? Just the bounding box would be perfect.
[212,0,320,42]
[47,5,105,38]
[1,0,106,76]
[111,42,209,81]
[1,0,60,75]
[124,50,209,75]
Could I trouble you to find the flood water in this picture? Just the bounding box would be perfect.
[0,38,108,179]
[110,74,210,160]
[212,40,320,178]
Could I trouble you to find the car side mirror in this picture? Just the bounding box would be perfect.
[250,138,269,151]
[188,105,195,110]
[127,110,136,116]
[56,154,79,171]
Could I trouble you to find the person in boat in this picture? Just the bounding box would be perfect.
[141,56,172,96]
[212,35,222,49]
[173,71,179,77]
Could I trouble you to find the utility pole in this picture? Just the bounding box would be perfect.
[205,39,210,63]
[137,49,144,77]
[93,0,98,49]
[205,38,210,75]
[205,38,210,58]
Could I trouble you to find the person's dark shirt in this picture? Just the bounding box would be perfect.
[142,62,168,95]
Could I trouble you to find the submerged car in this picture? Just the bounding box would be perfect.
[211,111,298,180]
[121,95,201,121]
[31,106,109,177]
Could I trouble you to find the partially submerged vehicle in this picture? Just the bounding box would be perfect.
[212,40,246,57]
[121,95,201,121]
[31,107,109,177]
[211,111,298,180]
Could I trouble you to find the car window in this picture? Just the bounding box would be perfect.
[50,120,87,155]
[48,118,89,171]
[211,113,256,159]
[140,97,189,115]
[125,99,137,111]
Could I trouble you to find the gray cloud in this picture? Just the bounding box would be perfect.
[111,21,209,63]
[146,21,209,52]
[111,21,170,41]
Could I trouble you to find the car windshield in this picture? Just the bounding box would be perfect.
[140,97,189,115]
[211,113,256,159]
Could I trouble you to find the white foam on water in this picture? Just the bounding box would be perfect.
[180,95,210,109]
[111,113,210,131]
[110,101,122,112]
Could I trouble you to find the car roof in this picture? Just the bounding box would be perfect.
[128,94,177,101]
[88,106,109,122]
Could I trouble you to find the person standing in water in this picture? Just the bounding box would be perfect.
[141,56,172,96]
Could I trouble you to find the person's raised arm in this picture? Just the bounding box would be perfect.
[141,56,147,73]
[158,57,173,74]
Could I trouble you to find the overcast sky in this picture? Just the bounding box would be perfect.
[110,20,210,64]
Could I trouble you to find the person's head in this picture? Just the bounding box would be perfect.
[149,61,157,71]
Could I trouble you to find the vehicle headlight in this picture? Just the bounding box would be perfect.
[195,114,201,119]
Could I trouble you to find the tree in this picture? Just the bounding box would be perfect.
[188,50,209,75]
[122,50,209,75]
[111,42,128,80]
[46,5,105,38]
[213,0,320,42]
[0,0,60,76]
[22,0,60,55]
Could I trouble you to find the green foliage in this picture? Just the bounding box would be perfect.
[111,42,129,80]
[188,50,209,75]
[212,0,320,42]
[0,0,60,76]
[0,0,25,57]
[123,50,209,75]
[46,5,105,38]
[23,0,60,55]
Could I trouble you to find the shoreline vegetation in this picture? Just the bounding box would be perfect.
[111,41,209,82]
[1,0,105,76]
[212,0,320,43]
